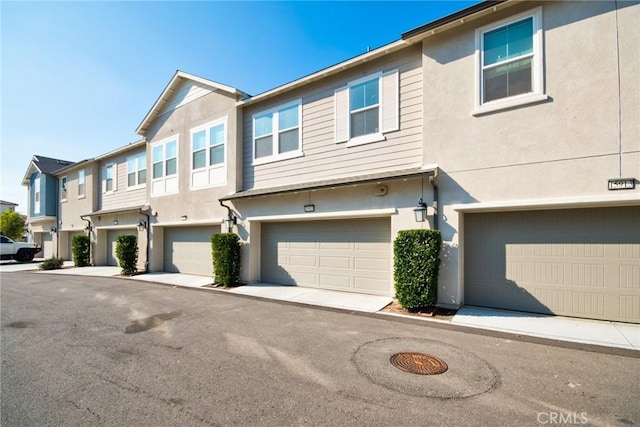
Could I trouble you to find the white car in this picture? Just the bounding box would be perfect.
[0,235,41,263]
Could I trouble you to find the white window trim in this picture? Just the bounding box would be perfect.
[126,152,147,191]
[60,176,68,202]
[34,177,40,215]
[335,69,398,147]
[77,169,85,199]
[252,100,303,166]
[150,135,179,197]
[473,7,547,116]
[103,163,115,195]
[189,116,228,190]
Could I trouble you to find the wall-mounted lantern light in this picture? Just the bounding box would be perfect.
[137,219,147,232]
[224,213,237,232]
[84,224,93,235]
[180,215,188,221]
[49,227,57,235]
[113,219,118,225]
[413,197,427,222]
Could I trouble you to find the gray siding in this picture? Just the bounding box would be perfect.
[242,45,423,190]
[98,148,147,211]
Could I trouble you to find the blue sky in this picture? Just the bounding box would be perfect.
[1,1,477,213]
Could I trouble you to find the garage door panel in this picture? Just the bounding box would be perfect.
[164,226,217,276]
[465,206,640,323]
[107,229,137,266]
[262,218,391,296]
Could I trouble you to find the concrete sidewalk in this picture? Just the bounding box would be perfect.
[3,262,638,351]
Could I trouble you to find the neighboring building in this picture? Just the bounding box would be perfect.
[20,1,639,324]
[21,155,74,258]
[0,200,18,213]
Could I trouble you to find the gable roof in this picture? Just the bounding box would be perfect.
[136,70,249,136]
[21,155,75,185]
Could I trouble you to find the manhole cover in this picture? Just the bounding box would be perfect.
[390,352,448,375]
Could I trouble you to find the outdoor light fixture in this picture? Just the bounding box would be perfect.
[113,219,118,225]
[137,219,147,232]
[49,227,57,235]
[84,224,93,235]
[180,215,188,221]
[304,204,315,213]
[413,197,427,222]
[224,213,237,232]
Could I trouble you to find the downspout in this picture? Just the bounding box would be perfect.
[80,214,93,265]
[429,174,439,230]
[139,208,151,273]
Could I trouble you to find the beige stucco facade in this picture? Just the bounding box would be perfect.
[139,77,244,273]
[415,1,639,307]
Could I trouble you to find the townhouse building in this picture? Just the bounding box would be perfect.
[21,0,639,324]
[21,155,74,257]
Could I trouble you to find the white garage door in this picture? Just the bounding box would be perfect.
[163,226,218,276]
[261,218,391,296]
[41,234,54,259]
[106,229,137,266]
[465,206,640,323]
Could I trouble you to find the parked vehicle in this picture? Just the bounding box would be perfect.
[0,235,41,262]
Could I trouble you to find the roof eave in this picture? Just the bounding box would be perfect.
[401,0,515,43]
[220,166,437,201]
[238,39,409,108]
[136,70,249,136]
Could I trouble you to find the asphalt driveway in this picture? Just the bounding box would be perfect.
[1,271,638,426]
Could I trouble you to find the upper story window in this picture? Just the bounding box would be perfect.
[475,8,545,114]
[191,117,227,189]
[127,153,147,189]
[60,176,67,202]
[252,101,302,165]
[350,77,379,138]
[103,164,114,193]
[34,177,40,214]
[151,137,179,196]
[335,70,399,147]
[78,169,85,198]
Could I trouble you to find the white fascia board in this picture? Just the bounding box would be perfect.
[136,71,248,135]
[151,219,224,228]
[452,194,640,213]
[238,40,408,107]
[247,208,397,222]
[94,139,147,161]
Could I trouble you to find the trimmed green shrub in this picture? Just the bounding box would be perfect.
[393,229,442,310]
[72,234,90,267]
[39,257,64,270]
[115,235,138,275]
[211,233,241,287]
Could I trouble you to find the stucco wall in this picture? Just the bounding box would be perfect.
[421,1,640,306]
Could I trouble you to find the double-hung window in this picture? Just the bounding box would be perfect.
[77,169,85,198]
[34,177,40,214]
[151,137,178,196]
[104,164,114,193]
[475,8,545,114]
[60,176,68,201]
[350,77,379,138]
[334,69,399,146]
[252,101,302,165]
[127,153,147,189]
[191,117,227,188]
